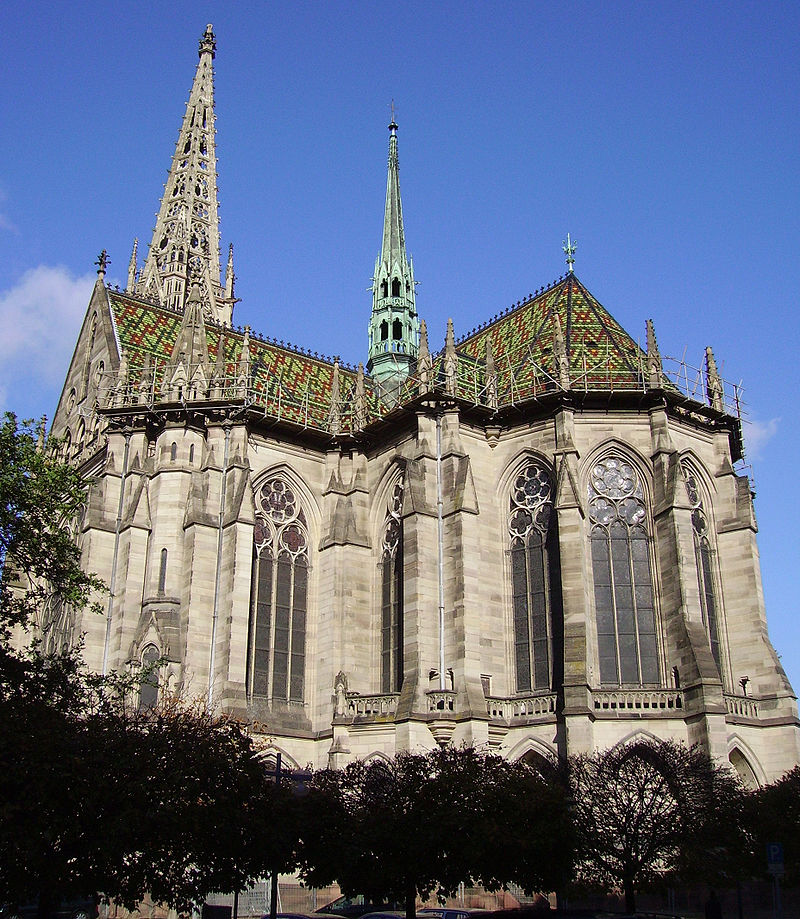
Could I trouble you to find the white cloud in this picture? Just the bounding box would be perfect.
[0,265,95,418]
[745,417,779,461]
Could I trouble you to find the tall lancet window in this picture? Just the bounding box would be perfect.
[248,477,309,703]
[509,461,560,692]
[380,480,404,693]
[589,455,660,686]
[682,462,723,674]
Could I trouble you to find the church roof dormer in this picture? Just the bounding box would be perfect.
[367,113,420,391]
[134,25,236,326]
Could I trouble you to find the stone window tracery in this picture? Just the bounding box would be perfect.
[509,460,561,692]
[588,455,660,686]
[138,644,160,711]
[248,476,309,703]
[380,479,404,693]
[682,462,723,674]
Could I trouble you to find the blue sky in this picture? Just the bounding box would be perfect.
[1,1,798,696]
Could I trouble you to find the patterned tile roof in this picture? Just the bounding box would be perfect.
[452,274,647,400]
[108,292,360,430]
[105,275,660,434]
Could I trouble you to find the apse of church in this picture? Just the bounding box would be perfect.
[46,26,799,783]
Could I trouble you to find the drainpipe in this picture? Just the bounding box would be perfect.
[208,421,231,709]
[102,432,131,675]
[436,411,446,691]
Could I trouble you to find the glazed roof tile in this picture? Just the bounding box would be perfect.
[108,292,360,429]
[454,274,647,399]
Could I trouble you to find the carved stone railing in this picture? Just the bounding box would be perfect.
[346,692,399,720]
[427,690,457,713]
[724,693,759,719]
[486,693,558,721]
[592,688,683,714]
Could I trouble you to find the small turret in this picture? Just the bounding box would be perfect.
[444,318,457,395]
[127,239,138,292]
[328,360,341,435]
[417,319,432,390]
[646,319,663,389]
[705,346,724,412]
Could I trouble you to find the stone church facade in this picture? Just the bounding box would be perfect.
[47,26,799,783]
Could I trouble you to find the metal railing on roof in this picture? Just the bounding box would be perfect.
[97,345,746,439]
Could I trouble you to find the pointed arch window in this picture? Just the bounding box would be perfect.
[380,480,404,693]
[392,319,403,340]
[508,461,562,691]
[139,644,160,711]
[391,278,401,297]
[682,463,723,674]
[248,477,309,703]
[589,455,660,686]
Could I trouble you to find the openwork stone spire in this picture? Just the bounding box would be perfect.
[135,25,235,325]
[367,116,420,388]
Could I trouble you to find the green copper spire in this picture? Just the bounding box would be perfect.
[367,115,420,389]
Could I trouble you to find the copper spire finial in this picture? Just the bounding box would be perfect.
[562,234,577,273]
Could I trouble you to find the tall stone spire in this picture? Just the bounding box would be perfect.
[367,115,420,389]
[136,25,235,326]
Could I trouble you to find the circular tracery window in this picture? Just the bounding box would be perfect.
[509,461,553,543]
[254,477,308,559]
[588,456,647,529]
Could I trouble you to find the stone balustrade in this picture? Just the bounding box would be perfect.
[724,693,759,720]
[427,690,456,713]
[591,688,683,714]
[486,693,558,721]
[346,692,399,719]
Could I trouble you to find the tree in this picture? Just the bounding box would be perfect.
[0,414,303,914]
[749,766,800,886]
[299,746,574,919]
[570,738,747,913]
[0,413,103,636]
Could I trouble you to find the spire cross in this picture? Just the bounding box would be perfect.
[562,234,577,273]
[389,99,398,132]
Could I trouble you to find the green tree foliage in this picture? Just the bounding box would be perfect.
[0,414,103,635]
[299,746,574,919]
[749,766,800,886]
[0,414,303,915]
[570,738,748,912]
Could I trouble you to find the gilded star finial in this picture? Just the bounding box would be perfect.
[562,234,577,273]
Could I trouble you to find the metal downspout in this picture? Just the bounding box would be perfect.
[436,412,446,691]
[102,432,131,675]
[208,422,231,709]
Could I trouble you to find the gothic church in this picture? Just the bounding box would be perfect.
[48,26,799,783]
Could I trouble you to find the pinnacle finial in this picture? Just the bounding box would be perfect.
[562,233,577,273]
[705,346,724,412]
[127,239,138,291]
[199,24,216,59]
[95,250,109,279]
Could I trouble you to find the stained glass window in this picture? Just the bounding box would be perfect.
[381,480,404,693]
[248,477,309,702]
[682,462,722,674]
[509,461,561,692]
[589,456,660,686]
